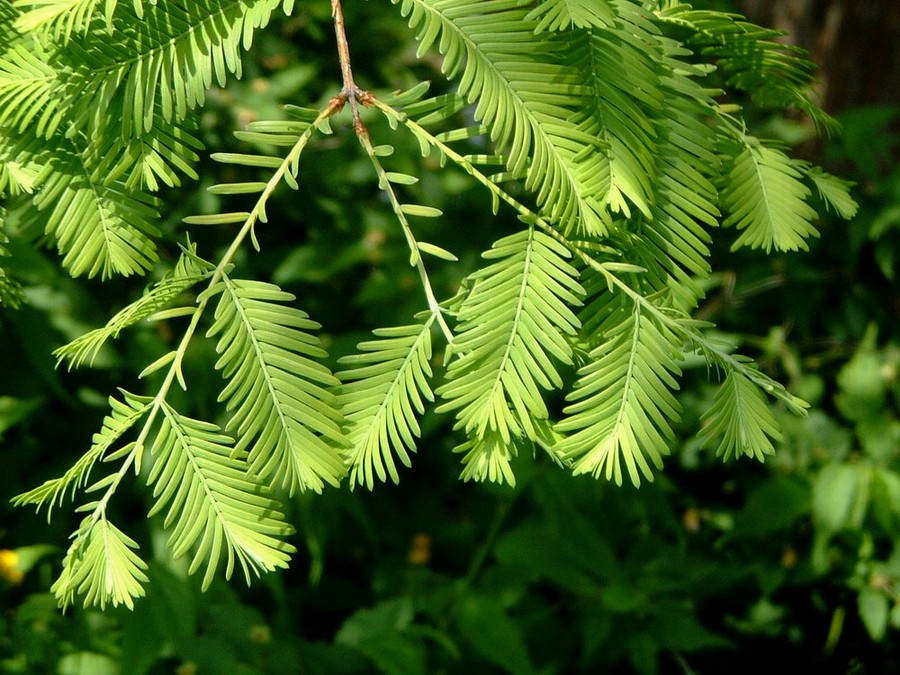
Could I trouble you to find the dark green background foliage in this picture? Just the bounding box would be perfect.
[1,0,899,672]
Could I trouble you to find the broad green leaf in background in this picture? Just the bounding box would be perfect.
[454,593,535,675]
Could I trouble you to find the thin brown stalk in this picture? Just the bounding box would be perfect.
[331,0,372,135]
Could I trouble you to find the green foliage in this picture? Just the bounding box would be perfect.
[437,227,582,485]
[720,137,819,252]
[0,207,24,307]
[145,402,295,590]
[0,0,859,628]
[557,289,683,486]
[656,2,833,129]
[699,370,780,461]
[51,516,149,611]
[780,329,900,645]
[12,392,152,518]
[394,0,606,234]
[337,317,436,490]
[52,245,212,368]
[206,276,347,494]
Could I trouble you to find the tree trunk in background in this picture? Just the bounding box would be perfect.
[738,0,900,112]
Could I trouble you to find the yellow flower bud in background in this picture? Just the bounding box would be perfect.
[0,549,24,585]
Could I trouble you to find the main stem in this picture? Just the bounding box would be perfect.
[331,0,370,133]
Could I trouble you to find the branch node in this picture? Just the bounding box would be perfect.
[357,90,376,106]
[329,93,347,111]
